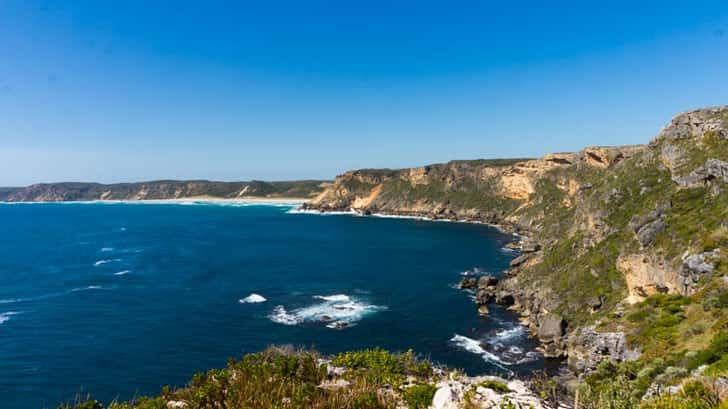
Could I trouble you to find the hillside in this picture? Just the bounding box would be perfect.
[304,107,728,399]
[0,180,328,202]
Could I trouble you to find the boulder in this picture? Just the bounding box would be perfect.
[457,277,477,290]
[477,275,498,288]
[477,305,490,317]
[432,382,464,409]
[520,242,541,253]
[537,314,566,343]
[567,326,640,374]
[509,254,530,268]
[476,289,495,305]
[495,291,515,306]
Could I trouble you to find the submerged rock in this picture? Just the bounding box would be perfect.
[458,276,478,289]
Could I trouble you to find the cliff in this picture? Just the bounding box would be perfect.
[304,107,728,394]
[0,180,328,202]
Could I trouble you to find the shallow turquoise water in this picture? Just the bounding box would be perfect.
[0,203,550,408]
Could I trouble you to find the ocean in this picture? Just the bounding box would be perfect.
[0,202,550,408]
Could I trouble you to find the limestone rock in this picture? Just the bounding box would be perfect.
[567,326,640,374]
[458,277,478,290]
[477,275,498,288]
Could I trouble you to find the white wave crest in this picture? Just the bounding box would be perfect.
[450,334,510,367]
[269,294,386,329]
[94,258,120,267]
[0,311,20,325]
[239,293,267,303]
[269,305,301,325]
[313,294,350,302]
[493,326,525,341]
[114,270,131,276]
[71,285,108,292]
[100,247,114,252]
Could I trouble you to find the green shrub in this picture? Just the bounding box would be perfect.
[475,380,510,394]
[402,384,437,409]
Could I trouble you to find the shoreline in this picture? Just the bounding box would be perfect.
[290,206,521,237]
[0,196,309,205]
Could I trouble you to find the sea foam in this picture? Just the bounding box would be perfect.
[449,334,511,370]
[114,270,131,276]
[0,311,20,325]
[239,293,267,303]
[269,294,386,329]
[94,258,120,267]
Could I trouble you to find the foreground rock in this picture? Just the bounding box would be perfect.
[432,375,548,409]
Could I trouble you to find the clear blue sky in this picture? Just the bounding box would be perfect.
[1,1,727,185]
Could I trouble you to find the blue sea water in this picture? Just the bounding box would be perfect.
[0,203,551,408]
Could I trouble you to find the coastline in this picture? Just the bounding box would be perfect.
[0,196,309,205]
[291,206,521,237]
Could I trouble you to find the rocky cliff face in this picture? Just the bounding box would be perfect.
[304,107,728,377]
[0,180,327,202]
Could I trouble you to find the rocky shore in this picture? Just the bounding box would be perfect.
[299,106,728,402]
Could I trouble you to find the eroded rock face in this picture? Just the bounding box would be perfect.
[617,254,677,304]
[655,106,728,141]
[680,250,720,295]
[673,159,728,187]
[628,202,671,247]
[567,327,640,374]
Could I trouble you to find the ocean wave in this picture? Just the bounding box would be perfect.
[313,294,350,302]
[269,294,386,329]
[71,285,112,292]
[94,258,120,267]
[0,311,20,325]
[493,326,525,342]
[239,293,267,303]
[449,334,510,367]
[269,305,301,325]
[114,270,131,276]
[499,247,515,253]
[516,351,541,364]
[100,247,114,252]
[1,285,114,305]
[459,267,485,276]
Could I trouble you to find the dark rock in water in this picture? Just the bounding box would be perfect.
[476,289,495,305]
[509,254,530,268]
[495,291,515,306]
[537,314,566,343]
[330,321,349,329]
[458,277,478,289]
[477,305,490,317]
[320,315,333,322]
[477,275,498,289]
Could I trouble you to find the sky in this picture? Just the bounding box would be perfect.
[1,1,727,185]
